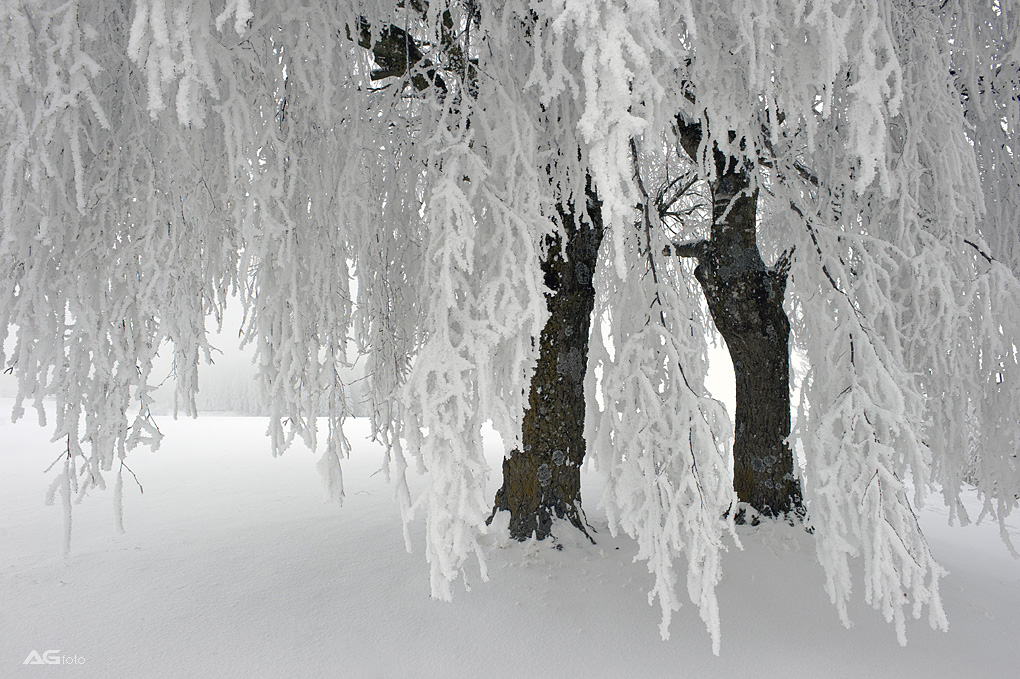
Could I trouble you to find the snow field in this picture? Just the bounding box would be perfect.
[1,406,1018,678]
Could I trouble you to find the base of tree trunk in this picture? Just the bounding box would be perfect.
[489,455,594,542]
[730,502,805,527]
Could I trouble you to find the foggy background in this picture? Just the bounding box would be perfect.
[0,302,372,417]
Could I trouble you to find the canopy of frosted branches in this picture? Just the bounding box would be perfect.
[1,0,1017,651]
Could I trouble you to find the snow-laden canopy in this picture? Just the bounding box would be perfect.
[1,0,1018,651]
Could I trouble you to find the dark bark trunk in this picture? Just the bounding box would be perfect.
[490,186,603,541]
[682,158,804,519]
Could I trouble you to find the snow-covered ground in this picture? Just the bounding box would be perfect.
[1,403,1018,678]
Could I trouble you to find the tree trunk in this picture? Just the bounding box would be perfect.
[685,163,804,519]
[490,188,603,541]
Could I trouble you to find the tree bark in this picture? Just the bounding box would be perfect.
[490,186,603,541]
[687,163,804,519]
[672,113,804,518]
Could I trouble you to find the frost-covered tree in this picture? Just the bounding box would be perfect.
[671,114,803,521]
[489,176,604,541]
[353,4,604,542]
[2,0,1019,653]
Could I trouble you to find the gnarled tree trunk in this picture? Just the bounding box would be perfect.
[696,173,802,518]
[675,121,804,519]
[490,187,603,541]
